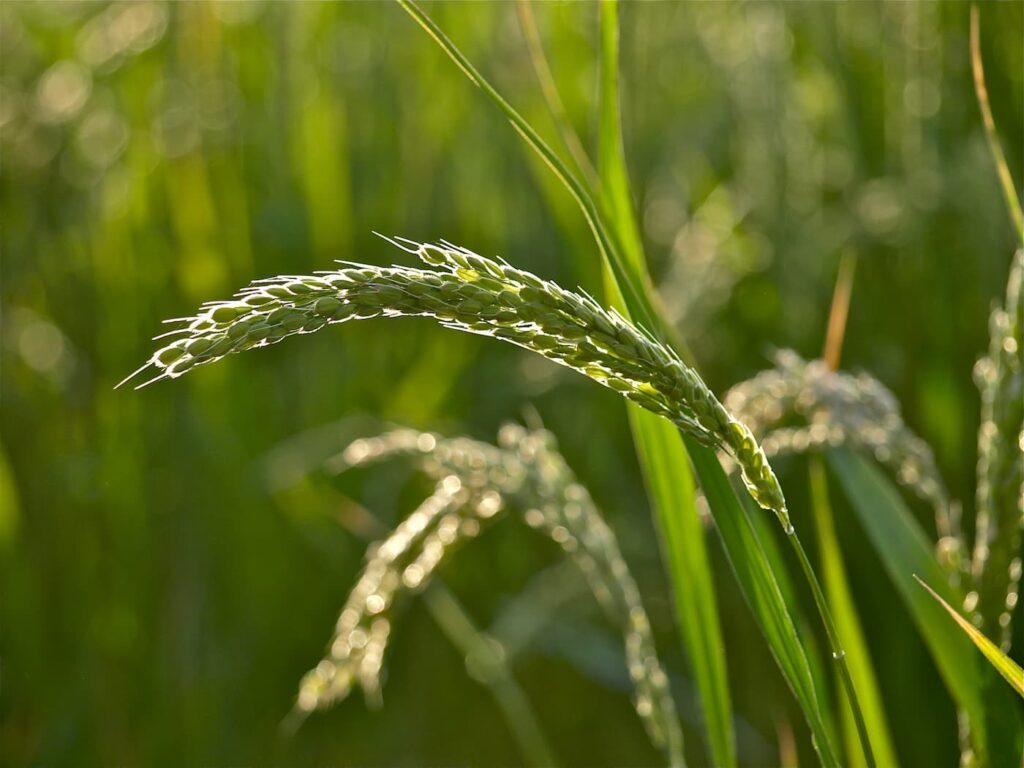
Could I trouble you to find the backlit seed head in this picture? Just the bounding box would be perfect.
[156,344,186,365]
[227,320,252,340]
[132,238,785,528]
[314,297,342,316]
[281,313,304,331]
[186,338,213,356]
[167,356,195,375]
[211,304,246,323]
[247,324,271,342]
[724,349,958,578]
[519,286,542,305]
[208,337,235,357]
[419,244,447,266]
[266,306,291,324]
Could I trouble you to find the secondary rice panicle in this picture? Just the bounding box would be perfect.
[126,237,788,529]
[723,350,962,578]
[296,424,684,766]
[970,249,1023,650]
[295,475,491,710]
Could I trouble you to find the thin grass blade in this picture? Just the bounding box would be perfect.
[596,4,734,765]
[688,438,840,768]
[914,575,1024,699]
[809,458,900,768]
[597,0,646,278]
[970,5,1024,243]
[514,0,598,190]
[745,489,839,755]
[745,490,841,748]
[828,449,1022,768]
[632,410,735,768]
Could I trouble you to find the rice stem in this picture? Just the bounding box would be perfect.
[421,585,562,768]
[970,5,1024,243]
[514,0,599,191]
[817,250,877,767]
[395,0,668,344]
[823,251,858,373]
[787,530,876,768]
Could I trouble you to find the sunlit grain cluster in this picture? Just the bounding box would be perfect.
[723,350,961,575]
[295,424,684,766]
[129,237,789,527]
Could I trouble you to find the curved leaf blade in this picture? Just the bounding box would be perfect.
[596,4,734,765]
[915,575,1024,699]
[633,410,735,768]
[809,458,900,768]
[689,439,840,768]
[828,449,1023,768]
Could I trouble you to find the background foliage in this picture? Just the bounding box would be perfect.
[2,2,1021,766]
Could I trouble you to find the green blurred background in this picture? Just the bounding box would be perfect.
[1,2,1021,766]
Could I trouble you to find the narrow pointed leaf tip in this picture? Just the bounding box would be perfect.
[915,575,1024,699]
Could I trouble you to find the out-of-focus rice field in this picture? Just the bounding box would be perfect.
[1,2,1021,766]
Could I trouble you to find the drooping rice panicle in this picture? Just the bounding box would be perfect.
[970,249,1024,649]
[723,350,962,578]
[297,424,685,766]
[126,237,788,528]
[296,477,496,710]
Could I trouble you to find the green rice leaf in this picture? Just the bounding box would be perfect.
[745,491,839,755]
[914,575,1024,699]
[597,0,646,282]
[632,410,735,768]
[809,458,900,768]
[688,439,840,768]
[828,449,1022,768]
[596,4,734,765]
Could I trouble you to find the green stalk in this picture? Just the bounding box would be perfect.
[786,525,877,768]
[395,0,662,338]
[809,459,900,768]
[422,585,561,768]
[688,440,840,768]
[970,5,1024,243]
[514,0,599,191]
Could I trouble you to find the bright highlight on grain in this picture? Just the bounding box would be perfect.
[124,236,789,528]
